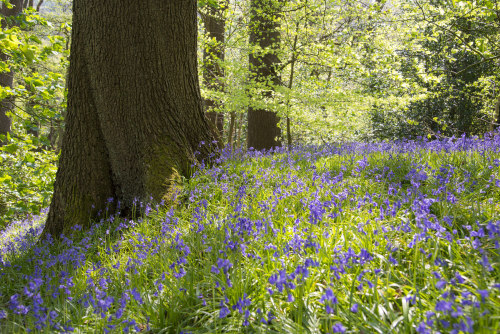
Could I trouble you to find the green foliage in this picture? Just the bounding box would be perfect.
[200,0,390,144]
[197,0,499,144]
[0,133,57,227]
[0,3,70,225]
[369,0,500,140]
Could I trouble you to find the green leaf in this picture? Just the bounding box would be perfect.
[24,154,35,164]
[19,45,35,62]
[29,35,42,44]
[1,143,19,154]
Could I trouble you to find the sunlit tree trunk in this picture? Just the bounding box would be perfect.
[247,0,282,150]
[43,0,217,237]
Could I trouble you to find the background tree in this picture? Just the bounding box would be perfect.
[43,0,217,236]
[201,0,228,138]
[247,0,282,150]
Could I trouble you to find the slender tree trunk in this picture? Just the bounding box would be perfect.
[494,94,500,131]
[236,112,243,148]
[285,21,299,150]
[36,0,43,12]
[201,1,227,138]
[0,0,24,144]
[0,51,14,144]
[43,0,217,237]
[247,0,282,150]
[228,111,236,147]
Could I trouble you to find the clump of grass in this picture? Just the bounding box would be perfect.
[1,134,499,333]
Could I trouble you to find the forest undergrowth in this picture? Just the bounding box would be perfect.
[1,133,499,333]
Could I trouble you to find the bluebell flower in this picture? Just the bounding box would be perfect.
[128,288,143,305]
[321,288,338,304]
[416,322,430,334]
[219,300,230,318]
[435,300,452,313]
[454,272,465,284]
[477,289,489,302]
[435,280,447,290]
[331,322,346,333]
[350,303,359,313]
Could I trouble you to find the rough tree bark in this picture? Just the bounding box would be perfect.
[247,0,282,150]
[43,0,217,237]
[201,0,227,138]
[0,0,24,144]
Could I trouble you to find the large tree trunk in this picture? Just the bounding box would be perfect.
[247,0,282,150]
[43,0,217,237]
[0,0,24,144]
[201,1,227,138]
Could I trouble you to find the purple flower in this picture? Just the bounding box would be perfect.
[436,280,447,290]
[232,293,251,313]
[350,303,359,313]
[243,309,250,326]
[219,300,230,318]
[477,289,489,302]
[435,300,452,313]
[455,272,465,284]
[331,322,346,333]
[479,253,493,271]
[416,322,431,334]
[128,288,143,305]
[321,288,338,305]
[388,254,398,265]
[216,258,233,274]
[267,311,275,323]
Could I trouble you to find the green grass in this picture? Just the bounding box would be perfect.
[0,142,499,333]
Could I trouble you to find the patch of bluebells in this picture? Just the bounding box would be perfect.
[1,132,500,332]
[321,288,338,314]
